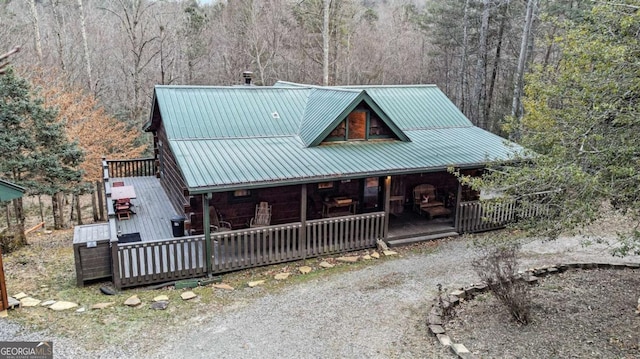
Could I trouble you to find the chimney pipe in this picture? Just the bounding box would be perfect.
[242,71,253,85]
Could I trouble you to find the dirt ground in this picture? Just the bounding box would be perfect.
[445,268,640,358]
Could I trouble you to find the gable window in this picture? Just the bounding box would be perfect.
[327,110,369,141]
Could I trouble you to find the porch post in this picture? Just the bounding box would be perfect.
[454,181,462,232]
[383,176,391,239]
[203,193,212,275]
[300,184,307,258]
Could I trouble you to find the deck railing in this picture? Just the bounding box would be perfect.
[112,212,385,287]
[115,235,207,288]
[106,158,157,178]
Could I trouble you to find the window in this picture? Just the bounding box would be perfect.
[233,189,251,197]
[317,182,334,190]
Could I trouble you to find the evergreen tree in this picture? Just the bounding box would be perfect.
[0,68,83,237]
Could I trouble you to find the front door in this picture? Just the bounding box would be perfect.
[362,177,381,212]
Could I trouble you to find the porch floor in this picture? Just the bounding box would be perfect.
[386,210,456,240]
[112,176,178,241]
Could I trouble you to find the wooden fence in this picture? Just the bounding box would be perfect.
[105,158,157,178]
[112,212,385,287]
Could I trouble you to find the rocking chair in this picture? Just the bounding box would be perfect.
[209,206,232,232]
[250,202,272,228]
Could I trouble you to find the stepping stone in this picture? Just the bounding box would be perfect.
[91,302,115,310]
[13,292,27,300]
[41,300,56,307]
[319,261,334,269]
[7,297,20,309]
[49,301,79,311]
[153,295,169,302]
[0,310,7,318]
[20,297,41,307]
[336,256,359,263]
[100,286,117,295]
[213,283,234,291]
[274,273,290,280]
[362,254,372,260]
[150,301,169,310]
[437,334,452,346]
[451,343,470,355]
[180,291,197,300]
[76,307,86,313]
[371,252,380,259]
[299,266,312,274]
[248,280,265,287]
[383,250,398,256]
[429,325,445,335]
[124,295,142,307]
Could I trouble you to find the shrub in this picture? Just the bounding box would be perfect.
[472,243,531,325]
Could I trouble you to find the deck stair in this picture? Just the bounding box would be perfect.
[386,231,459,248]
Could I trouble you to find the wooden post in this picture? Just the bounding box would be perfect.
[383,176,391,239]
[203,193,211,275]
[300,184,307,259]
[454,182,463,232]
[0,246,8,311]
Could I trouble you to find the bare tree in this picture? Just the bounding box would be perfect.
[29,0,43,64]
[77,0,93,92]
[511,0,538,125]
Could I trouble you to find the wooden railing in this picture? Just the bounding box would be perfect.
[111,213,385,287]
[115,235,207,288]
[106,158,156,178]
[211,223,303,273]
[305,212,384,256]
[456,198,551,234]
[456,199,517,233]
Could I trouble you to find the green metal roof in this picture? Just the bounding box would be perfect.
[148,82,523,193]
[0,179,25,202]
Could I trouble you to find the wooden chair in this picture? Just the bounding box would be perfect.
[250,202,272,227]
[209,206,232,232]
[116,202,131,220]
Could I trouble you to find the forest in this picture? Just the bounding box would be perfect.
[2,0,640,252]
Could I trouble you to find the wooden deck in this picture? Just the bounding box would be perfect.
[110,176,178,241]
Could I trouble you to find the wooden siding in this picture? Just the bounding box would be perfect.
[156,122,190,215]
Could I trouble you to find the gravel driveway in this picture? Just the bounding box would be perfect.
[3,235,637,358]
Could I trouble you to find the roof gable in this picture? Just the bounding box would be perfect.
[298,88,410,147]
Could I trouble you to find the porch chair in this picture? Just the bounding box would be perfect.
[209,206,232,232]
[115,200,131,220]
[413,184,451,219]
[250,201,272,228]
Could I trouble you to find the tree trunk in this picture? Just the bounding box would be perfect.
[91,189,98,222]
[76,193,83,225]
[96,180,105,221]
[322,0,330,86]
[77,0,93,92]
[51,0,66,72]
[52,192,66,230]
[11,198,26,247]
[458,0,471,113]
[4,204,10,229]
[29,0,43,65]
[485,1,509,131]
[472,0,491,128]
[511,0,538,125]
[38,195,44,223]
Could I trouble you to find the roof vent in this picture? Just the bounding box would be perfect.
[242,71,253,85]
[271,111,280,119]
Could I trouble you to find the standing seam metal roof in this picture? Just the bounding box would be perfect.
[151,83,522,192]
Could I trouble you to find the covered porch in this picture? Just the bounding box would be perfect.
[73,159,528,289]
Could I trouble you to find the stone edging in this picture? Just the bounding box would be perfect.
[426,261,640,359]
